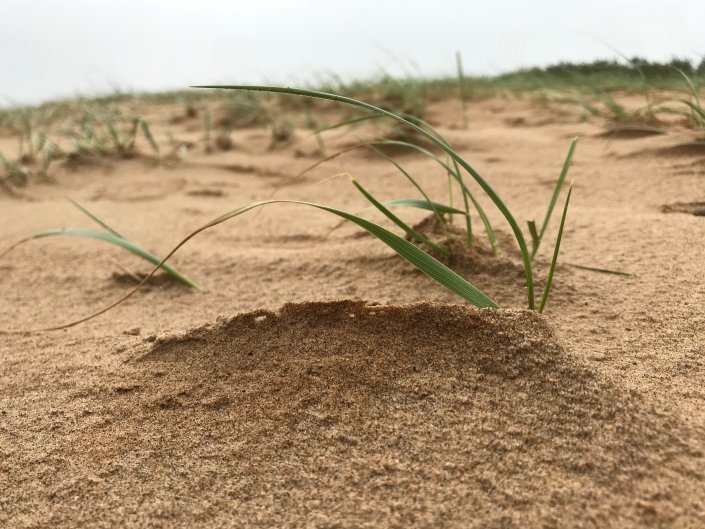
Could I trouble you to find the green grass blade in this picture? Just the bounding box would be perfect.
[538,184,573,313]
[452,157,473,248]
[30,228,198,289]
[205,199,498,308]
[194,85,535,308]
[352,180,449,257]
[531,138,577,260]
[138,117,161,155]
[66,197,125,238]
[382,198,467,216]
[465,180,498,256]
[527,220,539,246]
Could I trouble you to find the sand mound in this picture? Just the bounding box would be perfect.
[8,301,697,528]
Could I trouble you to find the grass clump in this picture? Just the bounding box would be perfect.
[193,85,575,313]
[64,113,160,165]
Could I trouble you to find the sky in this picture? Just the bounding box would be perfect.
[2,0,704,106]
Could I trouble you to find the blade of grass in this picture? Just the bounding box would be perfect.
[194,85,535,309]
[382,198,466,216]
[531,138,577,260]
[1,228,198,289]
[66,197,125,238]
[565,262,631,277]
[527,220,539,248]
[315,113,384,134]
[137,117,161,156]
[538,183,573,313]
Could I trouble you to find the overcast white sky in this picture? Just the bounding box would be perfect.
[2,0,704,105]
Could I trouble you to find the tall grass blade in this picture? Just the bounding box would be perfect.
[531,138,577,260]
[538,183,573,313]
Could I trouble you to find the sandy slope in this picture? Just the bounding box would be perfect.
[1,93,704,528]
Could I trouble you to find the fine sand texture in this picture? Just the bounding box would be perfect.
[1,93,705,528]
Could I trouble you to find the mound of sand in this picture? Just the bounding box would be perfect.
[6,300,700,528]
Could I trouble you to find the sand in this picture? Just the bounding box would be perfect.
[1,92,704,528]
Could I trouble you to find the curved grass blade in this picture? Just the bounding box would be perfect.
[2,228,198,289]
[351,180,449,257]
[538,183,573,313]
[531,137,577,260]
[194,85,535,308]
